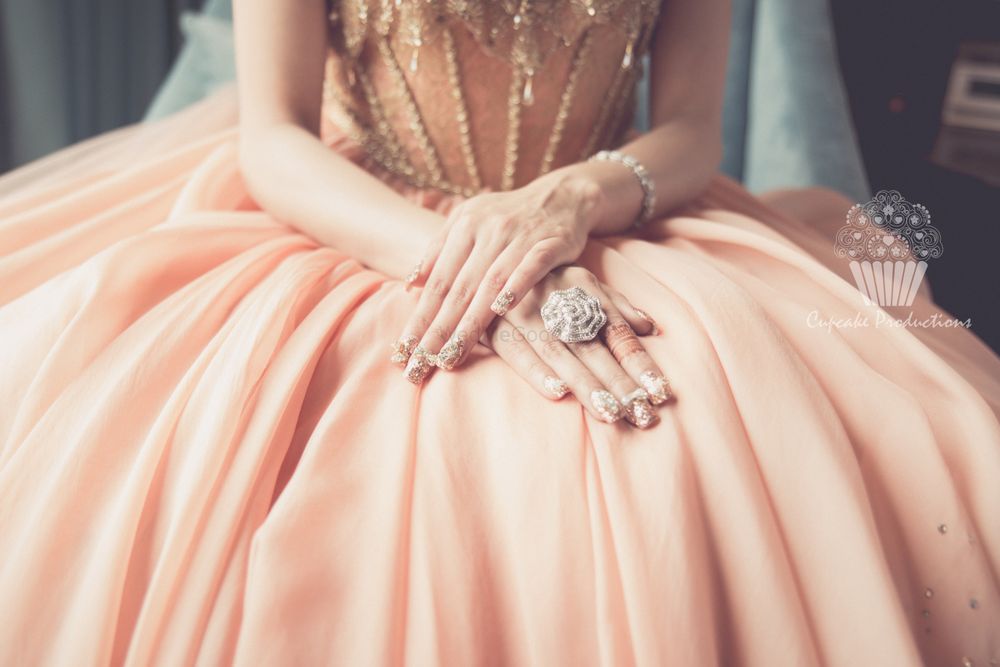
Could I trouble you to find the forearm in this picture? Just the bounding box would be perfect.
[536,116,723,237]
[238,123,443,278]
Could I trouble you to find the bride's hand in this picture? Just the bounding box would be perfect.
[392,174,602,374]
[488,266,672,428]
[401,266,672,428]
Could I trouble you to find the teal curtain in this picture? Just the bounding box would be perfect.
[0,0,187,171]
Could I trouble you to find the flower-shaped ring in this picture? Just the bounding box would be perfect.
[540,287,608,344]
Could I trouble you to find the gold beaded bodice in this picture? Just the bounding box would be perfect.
[322,0,662,196]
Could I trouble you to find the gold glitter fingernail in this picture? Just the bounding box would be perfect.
[635,309,659,335]
[491,289,515,316]
[621,389,658,429]
[434,335,465,371]
[590,390,623,423]
[390,335,419,366]
[404,346,434,384]
[404,261,422,287]
[543,375,569,399]
[639,371,673,405]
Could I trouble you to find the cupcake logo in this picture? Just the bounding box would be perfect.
[835,190,943,307]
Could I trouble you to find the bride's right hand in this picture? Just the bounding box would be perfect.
[483,266,672,428]
[392,173,602,378]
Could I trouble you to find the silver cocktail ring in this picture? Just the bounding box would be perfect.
[540,287,608,344]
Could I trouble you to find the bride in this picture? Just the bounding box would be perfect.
[1,0,998,664]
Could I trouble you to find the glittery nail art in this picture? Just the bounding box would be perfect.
[434,336,465,371]
[590,390,623,423]
[621,389,658,429]
[404,261,422,286]
[639,371,673,405]
[390,335,419,366]
[634,309,659,335]
[543,375,570,399]
[491,289,515,316]
[404,346,434,384]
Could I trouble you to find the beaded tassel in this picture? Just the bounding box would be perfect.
[321,0,663,195]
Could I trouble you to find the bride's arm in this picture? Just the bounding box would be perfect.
[393,0,730,372]
[233,0,442,278]
[552,0,731,234]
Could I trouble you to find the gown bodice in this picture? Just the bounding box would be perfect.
[322,0,663,196]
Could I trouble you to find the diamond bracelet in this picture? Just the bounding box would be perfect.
[588,149,656,228]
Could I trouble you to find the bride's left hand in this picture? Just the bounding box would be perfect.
[392,174,603,373]
[492,266,671,428]
[399,265,671,428]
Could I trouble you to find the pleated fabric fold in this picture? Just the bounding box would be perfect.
[1,87,998,666]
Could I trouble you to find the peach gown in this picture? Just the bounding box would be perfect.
[1,4,1000,666]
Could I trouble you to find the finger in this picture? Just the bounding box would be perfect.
[605,286,658,336]
[526,326,624,424]
[566,298,659,429]
[598,299,674,407]
[392,229,452,366]
[489,240,568,317]
[402,344,437,386]
[420,240,501,371]
[395,230,474,380]
[447,242,529,369]
[390,233,447,366]
[404,228,447,289]
[405,203,472,288]
[567,337,656,429]
[487,319,570,401]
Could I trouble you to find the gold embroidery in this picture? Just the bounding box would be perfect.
[323,0,662,195]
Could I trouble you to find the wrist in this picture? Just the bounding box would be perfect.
[531,163,612,234]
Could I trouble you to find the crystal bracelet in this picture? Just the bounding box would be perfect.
[588,150,656,228]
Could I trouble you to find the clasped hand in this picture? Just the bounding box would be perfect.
[391,177,672,428]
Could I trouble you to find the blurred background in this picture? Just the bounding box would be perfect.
[1,0,999,351]
[0,1,201,169]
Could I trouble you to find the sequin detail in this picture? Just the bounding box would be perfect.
[590,389,623,423]
[639,370,673,405]
[404,261,422,286]
[544,375,570,399]
[404,346,434,384]
[621,389,658,429]
[435,336,465,371]
[491,289,516,316]
[323,0,662,195]
[390,334,419,366]
[634,308,659,335]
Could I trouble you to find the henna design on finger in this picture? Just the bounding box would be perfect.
[603,321,645,363]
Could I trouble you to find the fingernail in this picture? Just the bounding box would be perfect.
[404,261,422,287]
[434,335,465,371]
[621,389,659,429]
[390,335,419,366]
[491,289,515,316]
[543,375,570,399]
[635,309,659,335]
[590,390,623,423]
[404,346,434,384]
[639,371,674,405]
